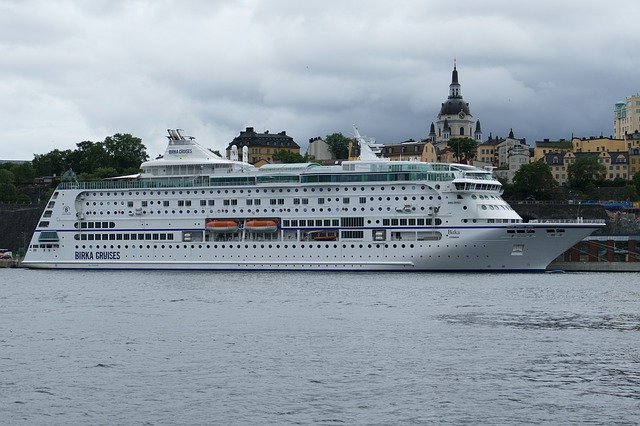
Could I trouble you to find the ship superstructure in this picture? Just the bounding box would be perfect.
[23,129,603,271]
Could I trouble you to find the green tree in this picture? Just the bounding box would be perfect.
[325,133,352,160]
[0,182,17,201]
[632,172,640,194]
[104,133,148,173]
[447,137,477,163]
[568,155,605,190]
[0,169,14,185]
[32,149,69,176]
[512,160,556,200]
[272,150,308,163]
[10,162,36,184]
[623,184,639,201]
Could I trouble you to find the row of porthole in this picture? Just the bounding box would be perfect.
[82,205,431,217]
[90,185,429,198]
[73,242,485,251]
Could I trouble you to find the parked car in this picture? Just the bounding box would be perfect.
[0,249,13,259]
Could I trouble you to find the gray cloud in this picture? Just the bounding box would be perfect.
[1,0,639,160]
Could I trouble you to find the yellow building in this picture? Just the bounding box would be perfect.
[533,139,572,162]
[380,140,438,162]
[614,94,640,139]
[226,127,300,165]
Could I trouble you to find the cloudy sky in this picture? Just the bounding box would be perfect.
[1,0,639,160]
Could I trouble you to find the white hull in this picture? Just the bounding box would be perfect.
[23,224,597,272]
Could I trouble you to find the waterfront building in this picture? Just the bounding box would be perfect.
[428,63,482,146]
[492,129,531,183]
[614,94,640,139]
[306,137,332,162]
[533,138,573,162]
[380,140,437,162]
[227,127,300,166]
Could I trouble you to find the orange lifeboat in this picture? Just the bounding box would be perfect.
[245,219,278,233]
[206,220,239,232]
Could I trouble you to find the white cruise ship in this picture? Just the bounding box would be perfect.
[22,129,603,271]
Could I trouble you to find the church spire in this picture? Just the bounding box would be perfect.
[449,60,461,99]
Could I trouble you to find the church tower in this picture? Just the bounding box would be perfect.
[429,62,482,147]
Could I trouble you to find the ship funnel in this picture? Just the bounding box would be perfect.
[231,145,239,162]
[242,146,248,163]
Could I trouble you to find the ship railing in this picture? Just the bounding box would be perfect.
[57,177,211,190]
[528,219,606,224]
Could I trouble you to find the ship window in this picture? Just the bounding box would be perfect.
[283,220,290,227]
[117,234,123,240]
[208,200,214,206]
[200,200,206,206]
[185,200,191,206]
[43,210,52,218]
[409,219,416,226]
[153,234,159,240]
[109,234,116,240]
[128,201,133,207]
[81,222,87,229]
[383,219,390,226]
[255,199,261,205]
[88,234,94,240]
[400,219,407,226]
[324,220,331,226]
[178,200,185,206]
[291,220,298,226]
[270,199,276,205]
[318,198,325,204]
[302,199,308,205]
[293,198,300,205]
[299,220,306,226]
[102,222,109,228]
[359,197,366,203]
[332,220,339,226]
[138,233,145,240]
[391,219,398,226]
[142,201,148,207]
[343,198,350,204]
[316,220,322,226]
[38,221,50,228]
[278,199,284,205]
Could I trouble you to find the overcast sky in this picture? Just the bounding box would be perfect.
[1,0,639,160]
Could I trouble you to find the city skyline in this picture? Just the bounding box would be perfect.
[1,0,639,160]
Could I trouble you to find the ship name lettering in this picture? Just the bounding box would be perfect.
[75,251,120,260]
[168,148,192,154]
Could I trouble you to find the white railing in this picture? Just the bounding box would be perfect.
[528,218,606,224]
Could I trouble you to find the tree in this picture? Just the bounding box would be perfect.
[103,133,149,173]
[633,172,640,194]
[32,149,69,176]
[512,160,556,200]
[447,137,477,164]
[272,150,308,163]
[568,155,605,190]
[325,133,352,160]
[10,162,36,184]
[0,169,14,185]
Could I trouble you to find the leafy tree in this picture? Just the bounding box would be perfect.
[447,137,477,164]
[103,133,148,172]
[512,160,556,200]
[272,150,308,163]
[325,133,352,160]
[0,169,14,185]
[93,167,119,179]
[568,155,605,190]
[75,141,109,174]
[0,182,17,201]
[32,149,69,176]
[623,184,639,201]
[10,162,36,184]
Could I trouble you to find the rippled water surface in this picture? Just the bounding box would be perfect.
[1,270,639,424]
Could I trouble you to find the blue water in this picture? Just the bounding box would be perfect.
[1,270,639,424]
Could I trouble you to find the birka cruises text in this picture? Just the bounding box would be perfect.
[168,148,193,154]
[75,251,120,260]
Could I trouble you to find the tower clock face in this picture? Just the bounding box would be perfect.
[458,111,465,119]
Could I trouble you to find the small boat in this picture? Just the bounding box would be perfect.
[206,220,239,232]
[245,219,278,233]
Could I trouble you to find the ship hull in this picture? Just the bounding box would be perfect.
[22,223,598,272]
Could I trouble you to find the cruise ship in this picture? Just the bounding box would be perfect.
[22,129,604,271]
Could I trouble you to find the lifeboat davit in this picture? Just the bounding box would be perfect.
[245,219,278,233]
[206,220,239,232]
